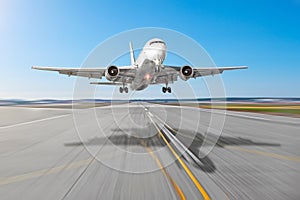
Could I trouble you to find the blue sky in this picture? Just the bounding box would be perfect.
[0,0,299,99]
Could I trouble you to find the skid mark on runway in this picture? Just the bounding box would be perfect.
[0,114,71,130]
[226,146,300,162]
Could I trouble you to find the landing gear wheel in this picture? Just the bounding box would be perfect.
[124,87,128,93]
[119,87,123,93]
[162,87,167,93]
[167,87,171,93]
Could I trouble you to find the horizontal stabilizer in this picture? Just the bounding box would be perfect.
[90,82,123,85]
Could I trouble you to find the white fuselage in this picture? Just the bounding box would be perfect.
[130,38,166,91]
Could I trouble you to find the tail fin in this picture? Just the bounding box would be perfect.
[129,41,135,66]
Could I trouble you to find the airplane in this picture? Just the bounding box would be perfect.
[32,38,247,93]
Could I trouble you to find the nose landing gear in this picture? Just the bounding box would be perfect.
[119,86,128,93]
[162,86,171,93]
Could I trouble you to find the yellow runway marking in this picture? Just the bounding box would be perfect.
[148,116,210,200]
[141,141,186,200]
[0,158,92,186]
[0,148,131,186]
[226,146,300,162]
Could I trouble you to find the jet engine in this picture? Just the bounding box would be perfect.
[179,66,194,81]
[105,65,119,81]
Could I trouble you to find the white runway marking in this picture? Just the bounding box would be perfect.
[223,112,267,121]
[0,114,71,130]
[198,107,300,125]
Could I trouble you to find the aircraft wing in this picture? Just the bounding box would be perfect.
[32,66,136,83]
[32,66,106,79]
[193,66,248,77]
[163,65,248,78]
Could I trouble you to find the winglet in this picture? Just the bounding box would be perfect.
[129,41,135,66]
[31,66,52,71]
[32,66,43,70]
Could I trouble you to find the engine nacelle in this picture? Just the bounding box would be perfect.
[105,65,119,81]
[179,65,194,81]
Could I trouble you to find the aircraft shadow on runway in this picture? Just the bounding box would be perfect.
[168,127,281,148]
[166,127,281,173]
[64,134,164,147]
[64,126,280,173]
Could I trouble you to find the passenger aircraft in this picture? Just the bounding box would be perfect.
[32,38,247,93]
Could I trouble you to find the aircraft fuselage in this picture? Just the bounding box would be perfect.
[130,38,166,91]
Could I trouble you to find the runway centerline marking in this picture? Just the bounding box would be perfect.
[147,114,210,200]
[226,146,300,162]
[0,114,71,130]
[141,141,186,200]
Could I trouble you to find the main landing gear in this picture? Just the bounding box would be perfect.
[119,86,128,93]
[162,86,171,93]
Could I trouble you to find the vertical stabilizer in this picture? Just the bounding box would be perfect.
[129,41,135,66]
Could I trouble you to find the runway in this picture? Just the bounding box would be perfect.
[0,103,299,200]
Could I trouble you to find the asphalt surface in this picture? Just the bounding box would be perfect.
[0,103,299,200]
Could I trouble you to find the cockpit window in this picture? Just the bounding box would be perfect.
[150,41,165,45]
